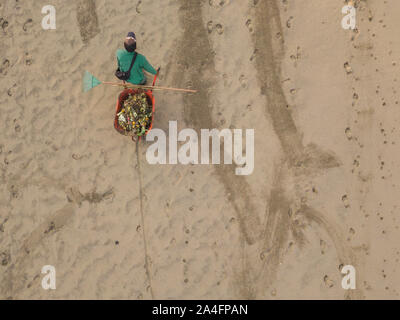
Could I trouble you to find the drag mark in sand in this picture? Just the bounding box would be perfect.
[174,0,262,248]
[173,0,362,299]
[251,0,363,298]
[173,0,264,298]
[76,0,100,44]
[135,141,155,299]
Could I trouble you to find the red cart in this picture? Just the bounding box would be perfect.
[114,74,157,140]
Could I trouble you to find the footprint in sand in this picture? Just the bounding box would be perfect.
[136,0,142,14]
[347,227,356,241]
[239,74,248,88]
[352,159,360,173]
[323,275,335,288]
[9,184,21,199]
[245,19,254,33]
[344,62,353,75]
[250,48,258,61]
[7,84,17,97]
[72,153,83,160]
[209,0,229,8]
[320,239,327,255]
[290,47,301,66]
[14,119,21,133]
[23,18,33,32]
[342,195,350,208]
[345,127,352,140]
[215,23,224,35]
[207,21,213,34]
[0,251,11,266]
[0,59,10,75]
[0,218,8,233]
[1,18,9,32]
[25,53,33,66]
[286,16,294,28]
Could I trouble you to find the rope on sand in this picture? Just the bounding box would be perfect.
[135,140,155,299]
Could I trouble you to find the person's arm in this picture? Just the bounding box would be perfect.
[142,56,157,75]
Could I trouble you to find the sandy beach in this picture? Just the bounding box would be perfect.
[0,0,399,299]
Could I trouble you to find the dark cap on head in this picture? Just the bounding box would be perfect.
[124,32,137,52]
[126,32,136,41]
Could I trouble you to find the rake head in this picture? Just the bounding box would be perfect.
[83,71,102,92]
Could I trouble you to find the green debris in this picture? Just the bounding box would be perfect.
[117,92,152,136]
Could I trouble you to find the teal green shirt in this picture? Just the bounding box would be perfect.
[116,49,157,85]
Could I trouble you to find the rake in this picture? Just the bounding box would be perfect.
[83,71,197,93]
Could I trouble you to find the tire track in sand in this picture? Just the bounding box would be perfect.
[173,0,262,246]
[173,0,363,299]
[250,0,363,299]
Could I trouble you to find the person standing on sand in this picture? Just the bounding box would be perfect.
[116,32,159,85]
